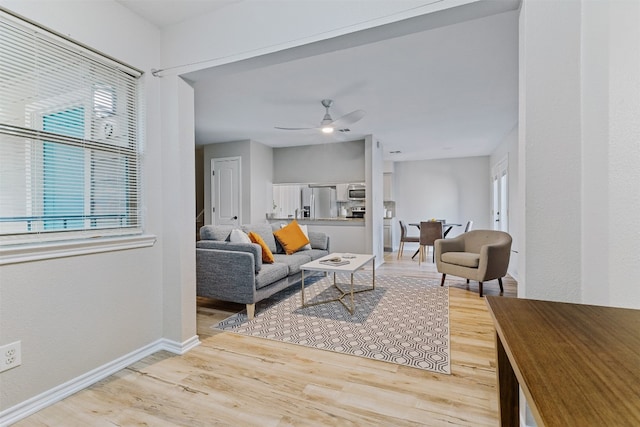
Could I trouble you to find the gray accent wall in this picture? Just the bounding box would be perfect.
[273,140,365,183]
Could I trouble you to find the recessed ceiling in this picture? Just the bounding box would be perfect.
[118,1,519,162]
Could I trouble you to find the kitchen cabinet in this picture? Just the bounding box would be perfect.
[383,217,396,251]
[273,184,302,218]
[383,173,394,201]
[307,223,367,253]
[336,183,349,202]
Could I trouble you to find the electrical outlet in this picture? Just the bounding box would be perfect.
[0,341,21,373]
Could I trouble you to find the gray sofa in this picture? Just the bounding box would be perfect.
[196,223,330,319]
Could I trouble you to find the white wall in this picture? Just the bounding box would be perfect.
[519,0,640,308]
[598,0,640,308]
[249,141,275,224]
[393,156,491,250]
[517,3,640,424]
[366,136,385,267]
[160,75,197,344]
[519,0,583,303]
[0,0,178,417]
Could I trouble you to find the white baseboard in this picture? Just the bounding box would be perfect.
[0,335,200,426]
[159,335,201,355]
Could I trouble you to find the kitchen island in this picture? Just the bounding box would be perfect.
[270,217,364,224]
[269,217,366,253]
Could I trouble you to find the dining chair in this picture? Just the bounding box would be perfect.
[464,220,473,232]
[397,220,420,259]
[418,221,443,265]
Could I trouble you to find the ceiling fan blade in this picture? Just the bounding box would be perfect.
[330,109,366,128]
[274,126,315,131]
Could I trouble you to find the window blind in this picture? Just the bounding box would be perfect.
[0,11,143,244]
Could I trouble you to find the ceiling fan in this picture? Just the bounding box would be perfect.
[275,99,365,134]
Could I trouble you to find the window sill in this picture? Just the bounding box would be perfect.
[0,234,157,265]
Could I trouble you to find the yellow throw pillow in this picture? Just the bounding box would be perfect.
[273,220,310,255]
[248,231,275,263]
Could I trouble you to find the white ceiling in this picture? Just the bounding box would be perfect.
[116,0,241,28]
[118,1,519,162]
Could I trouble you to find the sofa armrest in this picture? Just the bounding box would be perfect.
[196,240,262,272]
[196,248,257,304]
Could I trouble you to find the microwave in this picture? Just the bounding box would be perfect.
[347,184,366,201]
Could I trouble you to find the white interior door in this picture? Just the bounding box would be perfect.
[492,158,508,232]
[212,157,241,226]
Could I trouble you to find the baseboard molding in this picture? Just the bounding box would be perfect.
[160,335,201,355]
[0,335,200,426]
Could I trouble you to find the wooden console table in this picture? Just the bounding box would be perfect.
[486,297,640,427]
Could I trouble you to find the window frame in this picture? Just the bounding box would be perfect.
[0,9,154,263]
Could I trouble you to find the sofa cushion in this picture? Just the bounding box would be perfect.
[242,224,278,253]
[255,263,289,290]
[441,251,480,268]
[279,222,311,250]
[273,220,310,255]
[272,253,312,275]
[305,248,330,261]
[270,223,285,254]
[307,231,329,250]
[270,225,329,252]
[299,224,312,250]
[230,229,251,243]
[248,231,275,263]
[200,225,234,241]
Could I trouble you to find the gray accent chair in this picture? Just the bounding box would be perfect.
[435,229,512,297]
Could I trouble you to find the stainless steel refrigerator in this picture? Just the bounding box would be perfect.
[301,185,337,219]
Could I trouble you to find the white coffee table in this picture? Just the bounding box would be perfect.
[300,253,375,314]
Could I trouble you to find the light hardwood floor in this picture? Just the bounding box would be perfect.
[15,251,516,426]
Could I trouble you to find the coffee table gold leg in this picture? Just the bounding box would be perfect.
[372,257,376,290]
[301,270,305,307]
[350,273,355,314]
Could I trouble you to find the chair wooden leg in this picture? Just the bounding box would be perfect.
[432,246,435,263]
[466,279,470,284]
[478,282,483,297]
[440,274,446,287]
[418,246,423,265]
[397,241,404,259]
[498,277,504,293]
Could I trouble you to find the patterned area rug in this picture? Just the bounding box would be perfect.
[214,273,450,374]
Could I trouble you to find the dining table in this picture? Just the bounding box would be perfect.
[409,222,462,260]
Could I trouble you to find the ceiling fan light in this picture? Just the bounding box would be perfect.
[321,126,334,133]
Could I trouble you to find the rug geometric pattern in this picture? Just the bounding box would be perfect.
[214,273,450,374]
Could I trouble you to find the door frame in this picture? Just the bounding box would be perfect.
[491,156,509,232]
